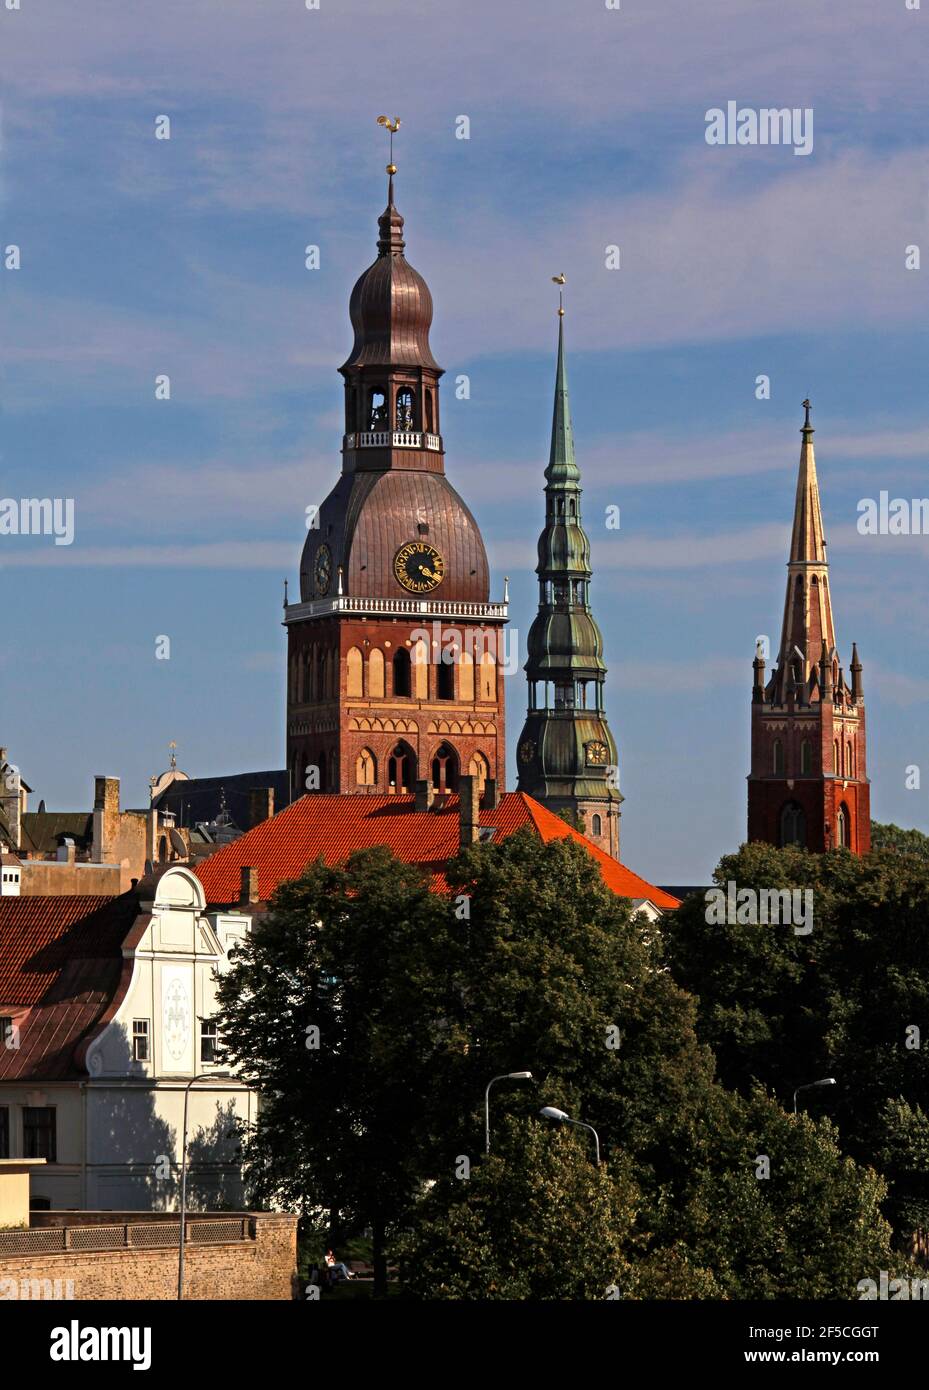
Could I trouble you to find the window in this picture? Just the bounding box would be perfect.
[393,648,411,698]
[132,1019,150,1062]
[368,387,388,429]
[437,657,455,700]
[201,1019,219,1065]
[0,1016,13,1050]
[388,743,416,794]
[833,740,840,774]
[0,1107,8,1159]
[800,740,812,775]
[431,743,459,794]
[779,802,806,848]
[772,740,784,775]
[356,748,377,787]
[592,814,603,837]
[837,804,851,849]
[395,388,415,432]
[846,741,854,778]
[468,752,490,794]
[23,1107,56,1162]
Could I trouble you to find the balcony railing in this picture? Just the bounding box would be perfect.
[343,431,442,452]
[285,595,508,623]
[0,1217,253,1255]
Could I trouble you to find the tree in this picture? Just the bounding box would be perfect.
[668,841,929,1249]
[871,821,929,860]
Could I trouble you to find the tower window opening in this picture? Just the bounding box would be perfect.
[356,748,377,787]
[431,743,459,794]
[800,740,812,775]
[388,742,416,794]
[846,741,854,778]
[393,647,411,698]
[772,739,784,776]
[591,814,602,837]
[369,387,388,429]
[779,801,806,848]
[396,388,415,432]
[424,392,434,432]
[837,803,851,848]
[437,657,455,700]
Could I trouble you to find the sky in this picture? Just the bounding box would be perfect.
[2,0,928,882]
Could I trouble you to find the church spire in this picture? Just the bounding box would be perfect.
[516,290,622,860]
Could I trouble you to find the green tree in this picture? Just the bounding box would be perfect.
[871,821,929,860]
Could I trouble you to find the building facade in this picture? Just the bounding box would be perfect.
[284,171,507,803]
[515,314,622,860]
[748,402,870,854]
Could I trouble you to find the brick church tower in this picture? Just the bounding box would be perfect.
[284,163,507,801]
[515,307,622,859]
[748,401,870,854]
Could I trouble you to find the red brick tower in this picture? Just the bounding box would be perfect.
[284,164,507,801]
[748,401,870,854]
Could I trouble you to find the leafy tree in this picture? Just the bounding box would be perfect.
[871,821,929,860]
[668,841,929,1248]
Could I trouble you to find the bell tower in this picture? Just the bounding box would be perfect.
[515,297,622,858]
[748,401,870,854]
[284,127,507,803]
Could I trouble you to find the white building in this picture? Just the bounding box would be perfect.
[0,866,256,1211]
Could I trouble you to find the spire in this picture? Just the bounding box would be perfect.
[376,173,406,256]
[789,398,827,565]
[545,314,580,485]
[776,399,836,688]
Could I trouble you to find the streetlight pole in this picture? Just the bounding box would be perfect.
[539,1106,601,1165]
[484,1072,533,1154]
[793,1077,836,1115]
[177,1071,232,1300]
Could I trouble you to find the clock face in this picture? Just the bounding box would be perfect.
[314,543,332,596]
[586,741,609,765]
[394,541,445,594]
[519,739,536,764]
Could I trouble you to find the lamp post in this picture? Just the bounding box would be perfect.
[793,1077,836,1115]
[177,1071,232,1300]
[539,1106,601,1165]
[484,1072,533,1154]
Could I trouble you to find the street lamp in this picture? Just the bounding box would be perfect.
[485,1072,533,1153]
[793,1077,836,1115]
[539,1106,601,1165]
[177,1071,232,1300]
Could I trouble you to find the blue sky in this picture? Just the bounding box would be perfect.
[2,0,928,881]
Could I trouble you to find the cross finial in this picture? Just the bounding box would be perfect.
[802,398,813,430]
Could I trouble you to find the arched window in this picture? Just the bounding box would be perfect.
[833,740,840,774]
[800,740,812,775]
[468,751,489,794]
[393,648,411,698]
[368,648,385,698]
[413,639,429,699]
[424,392,434,432]
[591,813,602,837]
[158,835,168,864]
[846,741,854,778]
[308,644,318,702]
[356,748,377,787]
[779,801,806,848]
[568,498,577,517]
[368,386,388,429]
[431,743,459,794]
[837,803,851,848]
[479,651,496,701]
[388,742,416,794]
[304,651,312,703]
[459,651,475,701]
[772,739,784,775]
[437,654,455,700]
[395,388,415,432]
[346,647,363,698]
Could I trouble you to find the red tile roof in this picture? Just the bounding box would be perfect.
[0,894,140,1081]
[194,792,680,911]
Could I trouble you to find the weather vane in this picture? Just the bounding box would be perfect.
[377,115,401,175]
[551,272,566,317]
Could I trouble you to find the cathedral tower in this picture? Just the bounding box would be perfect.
[515,308,622,858]
[748,402,870,853]
[284,157,507,801]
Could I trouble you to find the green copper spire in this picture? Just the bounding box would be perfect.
[545,315,581,486]
[516,308,622,860]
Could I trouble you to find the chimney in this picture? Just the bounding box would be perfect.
[481,777,499,810]
[414,779,434,813]
[240,865,260,905]
[56,838,76,864]
[459,775,480,847]
[92,776,120,862]
[249,787,275,828]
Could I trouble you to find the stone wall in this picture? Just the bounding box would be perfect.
[0,1212,297,1301]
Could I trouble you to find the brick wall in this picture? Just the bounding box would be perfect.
[0,1212,297,1300]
